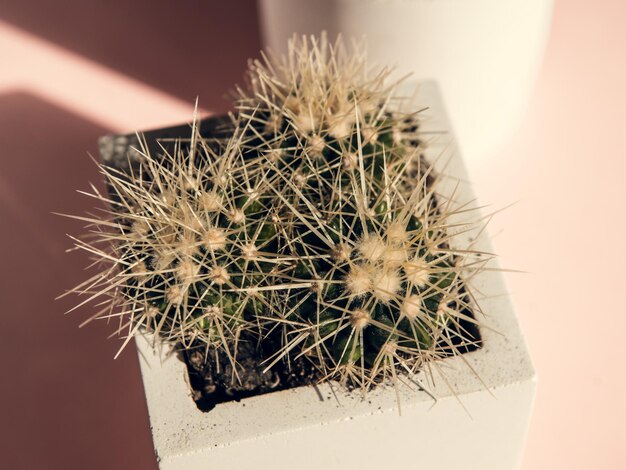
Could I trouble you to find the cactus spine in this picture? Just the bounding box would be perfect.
[68,35,487,393]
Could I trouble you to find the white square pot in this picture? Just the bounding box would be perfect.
[133,82,536,470]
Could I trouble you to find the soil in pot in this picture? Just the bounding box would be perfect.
[182,291,481,412]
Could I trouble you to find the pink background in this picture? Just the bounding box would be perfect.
[0,0,624,468]
[477,0,626,467]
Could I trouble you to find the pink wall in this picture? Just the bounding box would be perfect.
[475,0,626,468]
[0,0,623,468]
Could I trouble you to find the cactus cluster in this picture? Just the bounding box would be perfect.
[68,35,487,393]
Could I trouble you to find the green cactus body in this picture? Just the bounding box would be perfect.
[69,35,485,394]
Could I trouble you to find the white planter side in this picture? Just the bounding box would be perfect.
[135,81,536,470]
[257,0,553,161]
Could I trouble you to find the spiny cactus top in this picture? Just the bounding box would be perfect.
[67,35,487,392]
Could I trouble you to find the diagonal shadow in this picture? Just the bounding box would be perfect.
[0,0,262,113]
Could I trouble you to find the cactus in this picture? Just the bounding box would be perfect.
[233,35,486,389]
[67,35,487,394]
[68,129,266,360]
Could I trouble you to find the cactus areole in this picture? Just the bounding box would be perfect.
[69,35,489,410]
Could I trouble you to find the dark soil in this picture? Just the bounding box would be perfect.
[182,289,481,412]
[181,333,322,412]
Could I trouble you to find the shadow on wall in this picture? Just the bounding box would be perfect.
[0,0,262,113]
[0,92,157,470]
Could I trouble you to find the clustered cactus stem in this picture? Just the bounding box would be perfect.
[66,34,490,394]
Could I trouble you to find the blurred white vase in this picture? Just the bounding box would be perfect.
[258,0,554,162]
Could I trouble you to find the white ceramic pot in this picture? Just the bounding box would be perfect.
[258,0,554,162]
[132,82,536,470]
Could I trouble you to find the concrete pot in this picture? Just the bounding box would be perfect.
[103,82,536,470]
[258,0,553,161]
